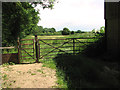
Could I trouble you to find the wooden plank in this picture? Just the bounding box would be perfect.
[0,47,15,49]
[21,48,33,49]
[42,57,55,59]
[69,37,96,39]
[65,50,74,52]
[40,49,64,59]
[40,46,73,49]
[39,39,68,40]
[39,42,73,45]
[78,41,94,43]
[38,37,96,41]
[21,51,34,53]
[21,55,34,57]
[21,43,33,45]
[21,39,34,41]
[38,43,61,45]
[39,56,55,59]
[40,41,67,52]
[21,48,34,59]
[41,50,60,53]
[21,58,34,60]
[57,46,73,48]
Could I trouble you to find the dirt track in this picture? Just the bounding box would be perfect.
[1,63,57,88]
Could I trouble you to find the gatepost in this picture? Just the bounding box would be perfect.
[35,35,39,63]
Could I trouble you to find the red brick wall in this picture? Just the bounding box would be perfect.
[2,53,19,64]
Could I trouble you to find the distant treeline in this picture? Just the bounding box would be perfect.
[32,26,87,36]
[32,26,105,36]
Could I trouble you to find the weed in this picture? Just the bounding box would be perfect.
[37,69,45,74]
[6,86,10,89]
[13,80,16,83]
[31,73,36,75]
[9,83,12,86]
[42,75,46,77]
[2,74,8,80]
[4,67,13,71]
[2,63,9,67]
[42,64,46,67]
[9,62,15,65]
[3,82,7,85]
[27,71,31,74]
[17,71,21,73]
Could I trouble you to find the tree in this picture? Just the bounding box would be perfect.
[76,30,82,33]
[38,26,44,33]
[2,1,56,46]
[62,27,70,35]
[50,28,56,33]
[100,26,105,33]
[92,29,95,33]
[71,31,74,34]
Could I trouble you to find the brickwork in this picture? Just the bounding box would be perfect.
[2,53,19,64]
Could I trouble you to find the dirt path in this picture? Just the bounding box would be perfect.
[0,63,57,88]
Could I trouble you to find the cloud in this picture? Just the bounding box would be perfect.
[37,0,105,31]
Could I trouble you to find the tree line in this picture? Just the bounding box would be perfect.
[31,26,87,36]
[2,1,55,47]
[32,26,105,36]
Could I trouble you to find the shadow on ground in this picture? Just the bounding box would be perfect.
[54,36,120,88]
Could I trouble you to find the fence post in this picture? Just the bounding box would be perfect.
[17,37,20,64]
[73,38,75,55]
[39,43,40,60]
[35,35,39,63]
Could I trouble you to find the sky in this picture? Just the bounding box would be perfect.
[36,0,105,31]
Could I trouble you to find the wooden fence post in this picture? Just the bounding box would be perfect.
[17,37,20,64]
[39,43,40,60]
[73,38,75,55]
[35,35,39,63]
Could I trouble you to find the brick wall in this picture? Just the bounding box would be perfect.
[2,53,19,64]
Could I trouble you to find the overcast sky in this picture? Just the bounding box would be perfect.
[36,0,105,31]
